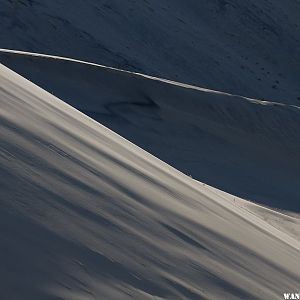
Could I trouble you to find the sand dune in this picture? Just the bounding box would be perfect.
[1,63,300,300]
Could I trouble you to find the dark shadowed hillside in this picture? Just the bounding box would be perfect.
[1,51,300,212]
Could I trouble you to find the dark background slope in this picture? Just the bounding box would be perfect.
[1,0,300,104]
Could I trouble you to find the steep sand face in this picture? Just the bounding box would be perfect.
[1,64,300,300]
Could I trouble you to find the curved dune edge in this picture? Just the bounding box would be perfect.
[1,48,297,108]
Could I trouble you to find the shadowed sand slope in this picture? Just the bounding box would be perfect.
[1,51,300,212]
[1,64,300,299]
